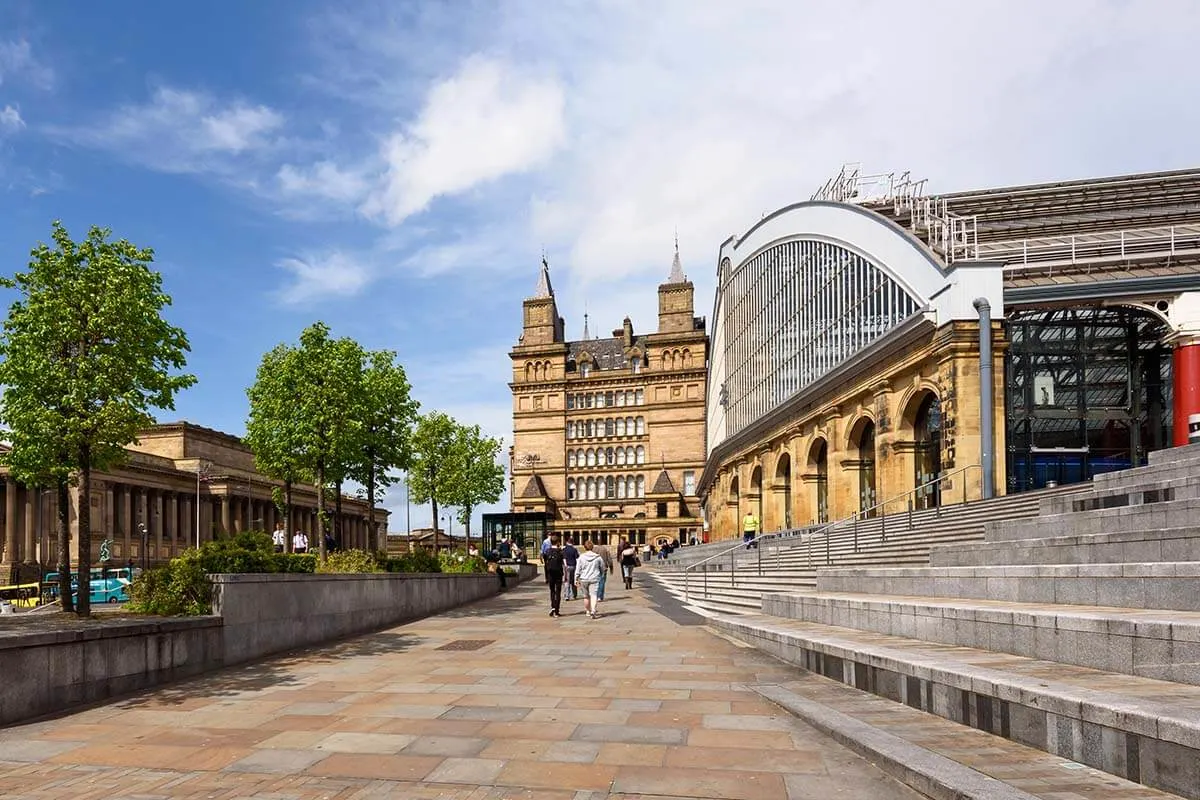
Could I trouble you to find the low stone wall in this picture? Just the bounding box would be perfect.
[0,566,536,727]
[0,616,223,726]
[213,570,531,665]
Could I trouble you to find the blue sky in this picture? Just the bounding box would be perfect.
[1,0,1198,529]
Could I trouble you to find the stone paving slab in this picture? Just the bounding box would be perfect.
[0,582,924,799]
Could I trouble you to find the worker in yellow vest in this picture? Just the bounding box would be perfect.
[742,512,760,550]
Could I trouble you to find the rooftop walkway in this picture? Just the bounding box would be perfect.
[0,581,1171,799]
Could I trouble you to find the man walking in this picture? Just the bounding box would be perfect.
[593,539,614,602]
[293,529,308,554]
[742,511,760,550]
[542,534,565,617]
[562,536,579,601]
[271,521,287,553]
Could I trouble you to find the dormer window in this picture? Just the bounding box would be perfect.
[581,362,591,378]
[631,357,641,374]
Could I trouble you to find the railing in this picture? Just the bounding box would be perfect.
[983,222,1200,270]
[811,164,927,209]
[682,465,982,604]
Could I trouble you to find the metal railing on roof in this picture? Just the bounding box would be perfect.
[984,222,1200,270]
[682,465,982,604]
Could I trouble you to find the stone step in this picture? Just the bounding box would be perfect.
[753,676,1178,800]
[816,561,1200,611]
[1041,474,1200,516]
[933,525,1200,567]
[761,590,1200,684]
[986,495,1200,543]
[709,612,1200,798]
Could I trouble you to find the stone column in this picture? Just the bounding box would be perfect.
[153,491,164,562]
[4,479,18,565]
[121,485,133,562]
[220,495,231,535]
[167,493,178,556]
[23,485,35,563]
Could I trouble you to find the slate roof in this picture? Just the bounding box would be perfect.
[519,475,549,498]
[567,335,648,371]
[650,469,677,495]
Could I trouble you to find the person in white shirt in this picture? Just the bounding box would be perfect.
[272,522,287,553]
[292,531,308,554]
[574,540,606,619]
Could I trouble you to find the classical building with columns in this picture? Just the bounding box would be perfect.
[508,249,708,548]
[0,422,387,582]
[700,165,1200,541]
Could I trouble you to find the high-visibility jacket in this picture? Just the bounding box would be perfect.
[742,514,759,533]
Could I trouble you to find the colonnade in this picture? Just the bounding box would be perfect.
[0,477,385,570]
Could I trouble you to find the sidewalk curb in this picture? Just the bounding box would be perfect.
[753,683,1039,800]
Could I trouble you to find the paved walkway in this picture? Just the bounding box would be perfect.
[0,580,924,800]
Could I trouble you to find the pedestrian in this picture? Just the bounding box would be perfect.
[593,539,614,602]
[742,511,760,550]
[498,537,512,560]
[618,538,639,590]
[271,521,287,553]
[575,540,605,618]
[324,531,336,554]
[542,533,565,617]
[485,548,507,590]
[562,536,579,600]
[293,530,308,554]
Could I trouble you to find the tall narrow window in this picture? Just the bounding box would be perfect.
[606,447,614,465]
[636,475,645,497]
[605,418,615,436]
[631,357,641,374]
[567,479,576,500]
[616,418,626,436]
[683,470,695,495]
[636,446,646,464]
[568,451,577,468]
[617,447,626,465]
[636,388,645,405]
[636,417,646,435]
[606,476,615,497]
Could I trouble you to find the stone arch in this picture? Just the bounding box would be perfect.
[900,388,942,509]
[524,362,532,382]
[847,415,878,515]
[806,437,830,524]
[749,463,764,527]
[682,348,691,368]
[774,451,793,529]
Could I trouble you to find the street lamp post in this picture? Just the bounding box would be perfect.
[137,523,148,573]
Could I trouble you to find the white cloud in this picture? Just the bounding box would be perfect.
[275,251,371,305]
[277,160,371,204]
[0,38,53,90]
[47,86,284,174]
[0,104,23,134]
[361,56,566,226]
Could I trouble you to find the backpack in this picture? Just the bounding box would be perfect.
[543,546,565,573]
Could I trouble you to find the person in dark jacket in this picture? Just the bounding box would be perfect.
[542,534,565,616]
[562,536,579,600]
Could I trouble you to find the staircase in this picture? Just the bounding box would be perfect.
[698,442,1200,799]
[649,483,1080,616]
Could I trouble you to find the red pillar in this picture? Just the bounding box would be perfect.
[1173,342,1200,445]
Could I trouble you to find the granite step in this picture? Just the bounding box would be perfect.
[932,525,1200,567]
[816,561,1200,611]
[752,675,1179,800]
[986,495,1200,542]
[709,612,1200,798]
[761,590,1200,684]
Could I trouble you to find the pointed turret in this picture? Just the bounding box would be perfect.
[657,235,695,334]
[582,309,590,340]
[668,231,686,283]
[533,255,554,298]
[522,256,564,346]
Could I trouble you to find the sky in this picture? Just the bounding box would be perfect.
[1,0,1198,531]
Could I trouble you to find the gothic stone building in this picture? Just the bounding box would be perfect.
[508,252,708,547]
[0,422,388,583]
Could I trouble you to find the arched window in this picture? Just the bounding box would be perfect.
[616,418,626,436]
[525,363,532,381]
[636,389,644,405]
[625,445,635,463]
[616,447,626,465]
[661,353,670,370]
[606,476,615,497]
[636,475,645,497]
[568,450,577,468]
[616,391,626,406]
[631,357,641,374]
[581,363,591,378]
[586,478,596,500]
[625,416,634,434]
[566,421,574,439]
[605,447,614,465]
[605,418,615,437]
[626,476,635,497]
[636,417,646,435]
[636,445,646,464]
[597,478,606,499]
[616,478,626,498]
[681,349,690,368]
[567,479,576,500]
[585,420,593,438]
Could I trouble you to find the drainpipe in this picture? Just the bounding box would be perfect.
[973,298,995,500]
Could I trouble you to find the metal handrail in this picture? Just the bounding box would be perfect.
[682,464,982,603]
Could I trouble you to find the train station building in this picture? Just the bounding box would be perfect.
[700,166,1200,540]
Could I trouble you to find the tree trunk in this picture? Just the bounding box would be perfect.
[428,463,438,553]
[316,462,327,562]
[335,480,343,550]
[366,452,377,553]
[284,479,293,553]
[76,456,92,617]
[464,504,472,550]
[56,478,73,613]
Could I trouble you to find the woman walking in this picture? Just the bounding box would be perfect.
[618,538,639,590]
[575,540,605,618]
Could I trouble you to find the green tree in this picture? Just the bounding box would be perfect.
[0,222,194,616]
[245,343,310,549]
[448,424,505,548]
[291,323,365,562]
[408,412,459,545]
[349,350,418,552]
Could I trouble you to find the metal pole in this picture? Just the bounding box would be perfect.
[880,505,886,543]
[974,297,996,499]
[853,514,858,553]
[195,469,201,549]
